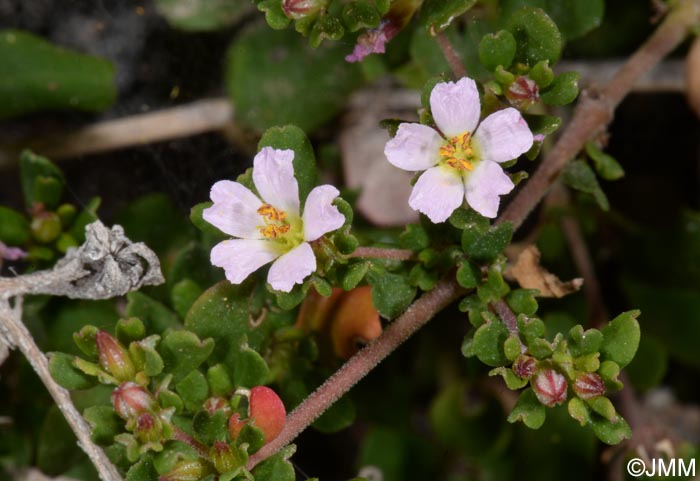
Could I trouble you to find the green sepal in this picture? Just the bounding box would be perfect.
[507,388,546,429]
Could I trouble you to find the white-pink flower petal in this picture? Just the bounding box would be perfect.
[253,147,300,214]
[385,123,443,172]
[473,108,533,163]
[203,180,264,239]
[267,241,316,292]
[408,166,465,223]
[303,185,345,242]
[430,78,481,138]
[211,239,280,284]
[464,161,514,218]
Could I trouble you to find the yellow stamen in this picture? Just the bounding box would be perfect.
[260,224,291,239]
[440,132,474,171]
[258,204,287,221]
[257,203,291,239]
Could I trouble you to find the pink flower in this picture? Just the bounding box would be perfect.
[203,147,345,292]
[384,77,534,221]
[532,369,568,407]
[345,21,399,63]
[0,241,27,261]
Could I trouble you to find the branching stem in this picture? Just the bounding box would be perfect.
[349,246,415,261]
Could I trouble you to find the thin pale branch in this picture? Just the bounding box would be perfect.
[498,0,700,230]
[247,277,465,469]
[349,246,415,260]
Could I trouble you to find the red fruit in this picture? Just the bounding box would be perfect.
[330,286,383,359]
[532,369,568,407]
[573,373,606,400]
[249,386,286,443]
[228,412,245,440]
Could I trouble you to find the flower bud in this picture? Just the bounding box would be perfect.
[330,286,382,359]
[573,372,605,400]
[30,212,62,244]
[249,386,286,443]
[96,330,136,382]
[532,369,568,407]
[513,355,536,379]
[204,396,231,416]
[282,0,327,19]
[159,460,209,481]
[505,76,539,110]
[134,412,163,444]
[210,441,244,474]
[112,382,155,420]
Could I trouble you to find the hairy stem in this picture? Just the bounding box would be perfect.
[349,246,415,260]
[247,278,465,469]
[434,32,467,79]
[498,0,700,230]
[492,299,518,334]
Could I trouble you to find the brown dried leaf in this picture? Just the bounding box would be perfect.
[508,245,583,298]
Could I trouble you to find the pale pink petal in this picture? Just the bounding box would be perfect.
[408,166,465,223]
[302,185,345,241]
[203,180,263,239]
[464,161,514,218]
[473,108,534,163]
[211,239,280,284]
[384,123,443,171]
[267,242,316,292]
[430,78,481,138]
[252,147,300,214]
[0,241,27,261]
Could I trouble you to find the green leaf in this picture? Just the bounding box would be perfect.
[367,270,417,319]
[256,0,291,30]
[529,60,554,88]
[542,0,604,40]
[177,370,210,411]
[226,25,363,132]
[586,396,616,422]
[126,292,181,333]
[478,30,516,70]
[506,7,562,66]
[507,388,546,429]
[129,335,165,377]
[19,150,65,209]
[37,406,81,475]
[589,415,631,445]
[0,206,30,246]
[69,196,101,244]
[567,397,590,425]
[171,278,204,319]
[251,445,296,481]
[236,424,266,454]
[0,30,115,119]
[258,125,318,204]
[562,159,609,211]
[599,310,640,369]
[625,335,667,392]
[523,113,561,137]
[116,317,146,345]
[567,325,603,357]
[342,1,382,32]
[461,222,513,263]
[342,261,370,290]
[505,289,538,316]
[421,0,477,34]
[540,71,580,106]
[456,261,480,289]
[471,313,509,366]
[234,343,271,388]
[489,366,528,389]
[83,406,121,445]
[160,330,215,382]
[585,142,624,181]
[207,364,234,396]
[125,457,159,481]
[48,352,96,390]
[399,224,431,250]
[155,0,252,31]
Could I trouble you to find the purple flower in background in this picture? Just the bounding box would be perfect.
[0,241,27,262]
[203,147,345,292]
[384,77,534,222]
[345,21,399,63]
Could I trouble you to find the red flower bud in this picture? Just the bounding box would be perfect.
[573,372,605,400]
[506,76,539,109]
[134,412,162,443]
[249,386,286,443]
[112,382,155,420]
[96,330,135,382]
[513,355,537,379]
[204,396,231,416]
[532,369,568,407]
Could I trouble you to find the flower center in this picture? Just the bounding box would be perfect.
[439,132,475,171]
[258,204,291,239]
